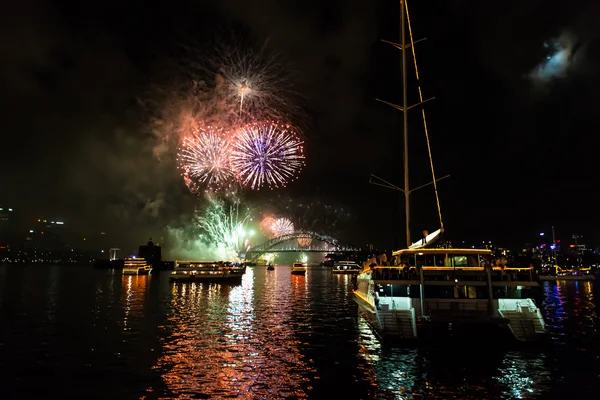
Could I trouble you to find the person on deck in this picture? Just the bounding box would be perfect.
[421,230,429,246]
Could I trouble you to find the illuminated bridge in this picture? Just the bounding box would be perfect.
[243,230,361,261]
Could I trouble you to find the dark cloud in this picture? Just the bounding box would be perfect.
[468,0,600,102]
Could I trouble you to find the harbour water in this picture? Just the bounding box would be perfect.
[0,264,598,399]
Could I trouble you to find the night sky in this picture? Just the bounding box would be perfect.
[2,0,600,251]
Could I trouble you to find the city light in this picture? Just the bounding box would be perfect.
[539,232,545,236]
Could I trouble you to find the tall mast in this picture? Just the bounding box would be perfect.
[400,0,410,248]
[371,0,443,249]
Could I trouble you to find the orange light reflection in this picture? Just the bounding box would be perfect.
[154,266,313,398]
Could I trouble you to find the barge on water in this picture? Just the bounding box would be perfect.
[169,260,245,283]
[122,258,152,275]
[291,262,307,275]
[354,248,546,342]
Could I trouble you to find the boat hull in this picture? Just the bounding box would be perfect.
[355,294,547,344]
[353,278,547,343]
[291,270,306,275]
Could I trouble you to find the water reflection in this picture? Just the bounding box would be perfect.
[154,266,314,398]
[120,275,149,336]
[0,266,598,399]
[355,316,552,399]
[541,280,600,397]
[356,317,419,399]
[495,352,550,399]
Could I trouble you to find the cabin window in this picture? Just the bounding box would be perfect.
[448,255,480,268]
[451,256,467,267]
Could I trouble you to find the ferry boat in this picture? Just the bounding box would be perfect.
[354,248,546,341]
[354,2,547,342]
[122,258,152,275]
[291,262,307,275]
[332,261,362,274]
[538,265,596,280]
[244,258,268,267]
[169,260,245,283]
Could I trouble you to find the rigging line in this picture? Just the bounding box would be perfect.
[405,0,444,232]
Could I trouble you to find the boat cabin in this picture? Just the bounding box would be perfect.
[370,248,537,301]
[174,260,244,271]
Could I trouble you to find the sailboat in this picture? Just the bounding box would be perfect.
[354,0,547,342]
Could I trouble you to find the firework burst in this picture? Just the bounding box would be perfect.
[263,195,352,237]
[212,42,303,124]
[297,233,312,248]
[260,216,277,239]
[230,122,305,190]
[177,126,235,193]
[271,217,294,237]
[196,197,252,257]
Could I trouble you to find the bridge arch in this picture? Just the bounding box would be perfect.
[244,230,359,260]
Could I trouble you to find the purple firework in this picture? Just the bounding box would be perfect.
[230,122,305,190]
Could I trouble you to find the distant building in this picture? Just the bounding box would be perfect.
[0,207,18,246]
[25,218,69,250]
[138,238,161,265]
[109,248,122,261]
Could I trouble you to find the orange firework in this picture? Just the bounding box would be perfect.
[297,234,312,247]
[260,216,277,239]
